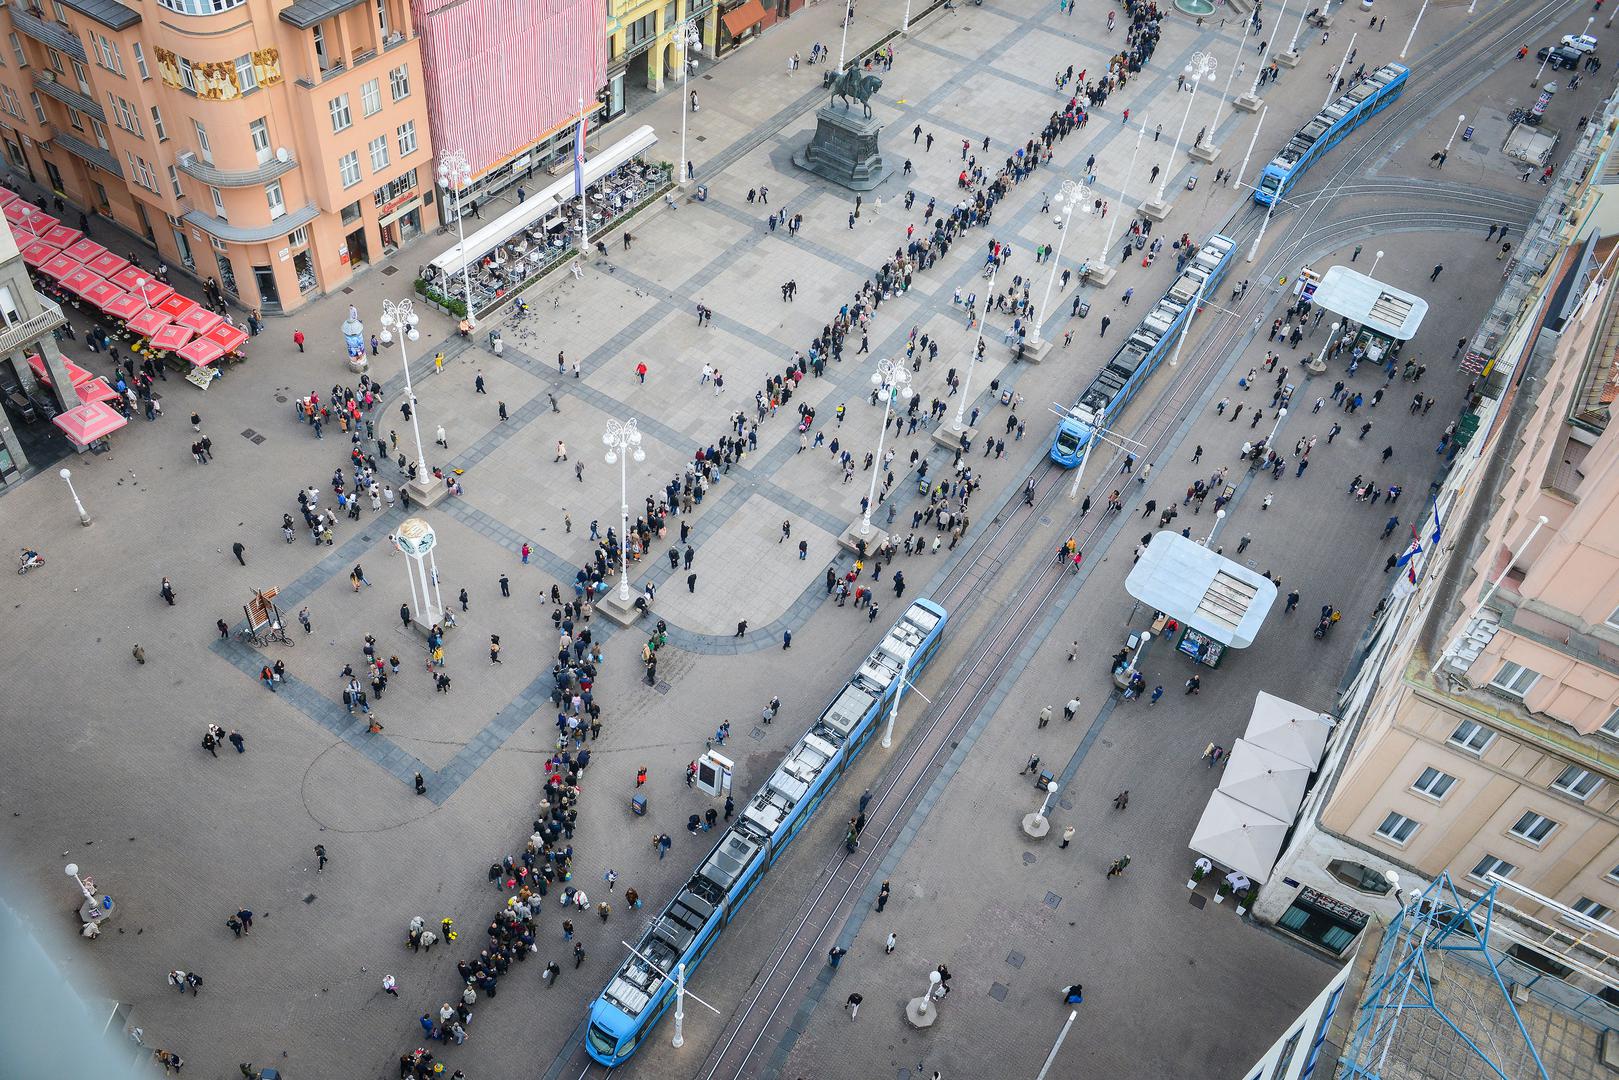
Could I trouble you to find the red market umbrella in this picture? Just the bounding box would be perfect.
[110,265,146,290]
[204,323,249,353]
[74,377,119,405]
[85,251,130,278]
[20,239,57,266]
[53,401,127,446]
[27,353,94,386]
[155,293,196,320]
[178,338,224,368]
[176,306,223,335]
[149,323,194,351]
[125,308,170,337]
[4,204,57,235]
[62,238,105,262]
[102,291,145,320]
[0,188,18,208]
[132,279,173,307]
[40,252,80,280]
[41,225,80,248]
[85,279,124,310]
[61,268,107,298]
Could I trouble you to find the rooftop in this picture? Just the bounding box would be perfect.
[1123,531,1277,647]
[1314,265,1429,341]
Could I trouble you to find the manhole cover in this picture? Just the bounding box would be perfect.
[275,394,288,403]
[1021,851,1036,865]
[361,534,373,542]
[342,287,355,294]
[655,680,671,695]
[703,73,714,80]
[241,428,256,439]
[1189,893,1207,909]
[382,265,400,276]
[250,434,266,445]
[750,726,765,740]
[302,894,316,904]
[696,134,708,142]
[1044,892,1062,909]
[989,982,1008,1001]
[1006,951,1025,969]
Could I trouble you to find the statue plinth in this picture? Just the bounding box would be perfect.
[793,105,891,192]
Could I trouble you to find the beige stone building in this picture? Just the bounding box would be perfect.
[0,0,436,313]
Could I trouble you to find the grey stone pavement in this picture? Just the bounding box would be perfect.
[0,0,1599,1075]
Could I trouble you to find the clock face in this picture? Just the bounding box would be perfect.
[394,517,437,556]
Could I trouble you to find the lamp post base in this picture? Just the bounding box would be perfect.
[1276,49,1301,68]
[1022,812,1052,839]
[837,520,889,557]
[1082,263,1117,288]
[1138,196,1172,222]
[1304,357,1327,376]
[905,996,941,1029]
[1233,92,1263,113]
[405,477,453,508]
[1189,143,1221,164]
[931,420,979,452]
[76,510,92,527]
[1017,337,1056,364]
[596,588,642,626]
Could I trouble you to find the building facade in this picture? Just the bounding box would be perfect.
[1254,92,1619,1007]
[0,217,68,484]
[0,0,436,315]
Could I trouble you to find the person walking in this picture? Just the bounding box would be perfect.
[885,932,897,955]
[382,974,399,997]
[845,992,863,1019]
[1038,705,1052,728]
[314,844,327,872]
[1060,825,1075,848]
[876,881,891,911]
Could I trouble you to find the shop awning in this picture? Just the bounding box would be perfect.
[723,0,766,36]
[101,292,145,320]
[84,251,130,279]
[28,353,93,386]
[1243,691,1333,769]
[1189,790,1290,884]
[125,308,170,337]
[74,376,118,405]
[1217,740,1312,823]
[148,324,194,352]
[176,307,223,335]
[155,293,197,320]
[62,238,105,263]
[61,268,107,297]
[204,323,248,353]
[41,225,80,248]
[40,252,81,280]
[20,239,58,266]
[53,401,126,446]
[84,279,122,310]
[178,338,224,367]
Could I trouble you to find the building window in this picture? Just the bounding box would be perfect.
[109,94,142,136]
[338,150,361,187]
[192,119,212,164]
[133,42,149,80]
[1490,661,1541,698]
[235,54,258,93]
[396,120,417,157]
[9,33,25,68]
[0,285,17,324]
[134,155,157,192]
[1470,855,1516,882]
[265,179,285,219]
[151,105,167,141]
[0,86,21,121]
[1551,765,1602,801]
[91,32,123,74]
[1509,810,1558,846]
[156,0,247,13]
[376,0,390,34]
[46,48,63,75]
[92,182,109,212]
[67,106,84,132]
[210,185,225,218]
[1607,604,1619,629]
[249,117,270,164]
[361,78,381,117]
[29,92,45,126]
[313,26,332,73]
[368,134,388,172]
[168,163,183,197]
[178,56,196,94]
[1572,897,1612,923]
[1601,707,1619,739]
[1411,767,1457,801]
[287,224,309,247]
[329,94,352,133]
[1326,859,1394,895]
[340,200,362,225]
[1375,812,1419,846]
[371,167,417,207]
[389,63,409,101]
[70,58,89,94]
[1448,719,1495,755]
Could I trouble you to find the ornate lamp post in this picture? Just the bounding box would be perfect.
[435,150,476,328]
[677,20,702,185]
[379,298,429,483]
[1029,179,1090,348]
[603,418,646,603]
[1154,52,1218,206]
[861,358,911,536]
[59,467,90,526]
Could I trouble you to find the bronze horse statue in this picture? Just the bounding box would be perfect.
[830,67,883,118]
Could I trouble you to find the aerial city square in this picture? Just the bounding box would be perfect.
[4,0,1619,1076]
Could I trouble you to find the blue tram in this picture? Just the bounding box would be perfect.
[1253,61,1408,206]
[583,598,950,1066]
[1049,233,1236,468]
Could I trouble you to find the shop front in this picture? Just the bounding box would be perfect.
[719,0,766,52]
[1275,886,1368,956]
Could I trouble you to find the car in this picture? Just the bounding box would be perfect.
[1561,33,1598,53]
[1537,45,1582,70]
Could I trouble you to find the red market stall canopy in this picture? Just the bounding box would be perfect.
[85,251,130,279]
[28,352,94,386]
[84,279,122,310]
[40,252,80,280]
[102,292,145,320]
[177,306,222,335]
[74,377,119,405]
[20,239,57,266]
[149,324,194,352]
[136,280,174,306]
[125,308,170,337]
[109,265,145,291]
[61,267,107,298]
[155,293,196,320]
[62,238,105,263]
[178,337,224,367]
[41,224,80,248]
[4,204,57,235]
[0,188,19,208]
[53,401,126,446]
[204,322,248,353]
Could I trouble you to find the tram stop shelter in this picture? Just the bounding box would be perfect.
[1310,265,1429,364]
[1123,532,1277,668]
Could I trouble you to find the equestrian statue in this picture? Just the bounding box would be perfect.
[830,67,883,118]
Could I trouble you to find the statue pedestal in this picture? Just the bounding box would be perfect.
[1277,50,1301,68]
[1083,263,1117,288]
[405,477,451,508]
[1189,144,1221,164]
[793,106,892,192]
[905,995,941,1029]
[1233,92,1263,114]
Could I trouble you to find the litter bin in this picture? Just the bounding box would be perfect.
[1077,301,1090,319]
[631,793,648,816]
[1036,769,1055,790]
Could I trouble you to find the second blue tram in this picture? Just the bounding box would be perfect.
[1254,62,1408,206]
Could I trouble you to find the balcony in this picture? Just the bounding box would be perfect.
[177,151,298,188]
[279,0,366,29]
[31,71,103,121]
[5,5,87,62]
[49,127,119,176]
[182,203,319,245]
[58,0,138,30]
[0,298,65,357]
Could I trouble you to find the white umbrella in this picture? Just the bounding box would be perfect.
[1218,738,1311,822]
[1242,691,1333,768]
[1190,790,1290,883]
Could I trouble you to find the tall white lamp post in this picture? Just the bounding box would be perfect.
[603,418,646,603]
[1204,507,1227,548]
[1097,122,1145,272]
[1322,33,1357,111]
[836,0,854,71]
[1198,17,1253,157]
[1445,115,1467,152]
[955,263,996,428]
[1030,179,1089,347]
[677,19,701,185]
[435,149,476,328]
[1399,0,1429,60]
[1149,51,1217,213]
[1370,250,1385,276]
[379,298,429,483]
[59,467,90,526]
[1266,406,1289,447]
[862,358,912,536]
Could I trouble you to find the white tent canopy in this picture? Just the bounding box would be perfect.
[1244,691,1334,769]
[1190,790,1291,883]
[1219,739,1311,822]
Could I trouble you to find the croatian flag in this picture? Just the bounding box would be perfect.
[573,112,588,198]
[1395,527,1423,569]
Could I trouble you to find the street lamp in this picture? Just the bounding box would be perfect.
[1370,250,1385,276]
[58,467,90,526]
[1098,122,1146,271]
[1030,179,1090,347]
[956,263,997,430]
[1322,33,1357,111]
[436,150,476,329]
[65,862,93,899]
[836,0,854,71]
[1202,14,1255,156]
[677,19,701,185]
[1445,114,1466,152]
[1157,52,1218,204]
[1204,507,1226,548]
[1033,780,1059,823]
[1266,406,1289,447]
[603,418,646,603]
[861,358,912,536]
[1399,0,1428,60]
[378,298,428,484]
[1313,321,1342,373]
[1250,0,1290,97]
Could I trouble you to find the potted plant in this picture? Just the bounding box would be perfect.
[1214,882,1231,904]
[1236,886,1258,916]
[1187,863,1207,890]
